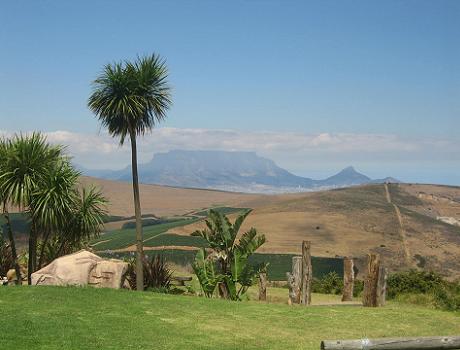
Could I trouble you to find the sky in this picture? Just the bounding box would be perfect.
[0,1,459,184]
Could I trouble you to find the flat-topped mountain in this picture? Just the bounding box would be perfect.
[79,150,398,193]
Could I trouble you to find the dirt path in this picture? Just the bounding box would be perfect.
[384,183,412,266]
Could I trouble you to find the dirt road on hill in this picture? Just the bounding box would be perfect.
[384,183,412,267]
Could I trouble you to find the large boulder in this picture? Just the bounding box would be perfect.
[31,250,128,289]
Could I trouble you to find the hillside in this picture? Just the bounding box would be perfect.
[79,176,460,279]
[78,176,259,217]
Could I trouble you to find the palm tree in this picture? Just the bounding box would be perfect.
[88,54,172,291]
[0,133,62,283]
[36,186,107,268]
[0,133,108,281]
[0,139,22,284]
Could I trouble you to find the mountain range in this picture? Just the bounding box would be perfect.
[78,150,398,193]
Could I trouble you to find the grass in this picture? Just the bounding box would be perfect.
[144,233,209,248]
[121,218,183,230]
[93,206,249,251]
[313,185,394,213]
[1,286,459,350]
[92,218,199,251]
[193,206,250,217]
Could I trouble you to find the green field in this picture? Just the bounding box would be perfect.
[192,206,250,217]
[100,249,344,281]
[1,287,458,350]
[92,218,199,251]
[92,206,250,251]
[144,233,209,248]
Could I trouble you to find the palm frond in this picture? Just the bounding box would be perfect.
[88,54,172,144]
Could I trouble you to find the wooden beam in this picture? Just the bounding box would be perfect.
[301,240,312,305]
[342,257,354,302]
[321,336,460,350]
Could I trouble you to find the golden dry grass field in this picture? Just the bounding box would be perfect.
[81,176,460,279]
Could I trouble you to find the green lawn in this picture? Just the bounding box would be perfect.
[1,287,458,350]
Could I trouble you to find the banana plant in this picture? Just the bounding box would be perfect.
[192,209,267,300]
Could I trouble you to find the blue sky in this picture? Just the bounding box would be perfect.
[0,1,459,184]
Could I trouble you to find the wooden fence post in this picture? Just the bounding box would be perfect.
[377,266,387,306]
[342,257,354,302]
[301,241,312,305]
[292,256,302,304]
[287,256,302,304]
[362,253,380,307]
[258,272,267,301]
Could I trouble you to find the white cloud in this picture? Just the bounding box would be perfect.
[1,128,458,176]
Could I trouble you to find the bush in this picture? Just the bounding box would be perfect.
[387,270,444,298]
[387,270,460,311]
[312,272,343,295]
[353,280,364,297]
[126,255,173,291]
[432,285,460,311]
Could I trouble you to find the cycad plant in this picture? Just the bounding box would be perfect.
[125,255,173,291]
[192,209,267,300]
[88,54,172,291]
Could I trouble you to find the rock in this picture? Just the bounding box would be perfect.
[7,268,28,284]
[6,269,16,282]
[31,250,128,289]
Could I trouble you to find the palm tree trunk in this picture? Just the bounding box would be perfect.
[28,221,37,284]
[2,207,22,285]
[37,230,51,269]
[130,131,144,291]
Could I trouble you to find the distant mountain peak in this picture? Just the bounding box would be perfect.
[339,166,358,173]
[80,150,398,194]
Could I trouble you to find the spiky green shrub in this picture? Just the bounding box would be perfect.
[126,255,173,291]
[312,271,343,295]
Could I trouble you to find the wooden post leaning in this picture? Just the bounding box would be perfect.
[342,257,354,302]
[258,272,267,301]
[301,240,312,305]
[362,253,380,307]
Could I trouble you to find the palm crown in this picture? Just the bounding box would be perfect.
[88,54,172,144]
